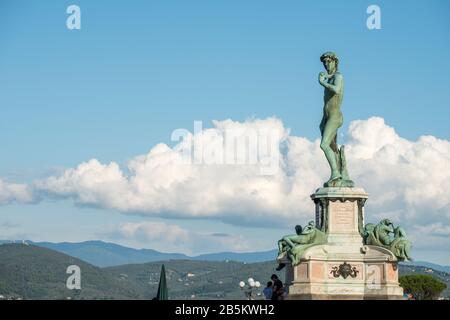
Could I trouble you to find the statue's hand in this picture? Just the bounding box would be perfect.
[318,72,327,85]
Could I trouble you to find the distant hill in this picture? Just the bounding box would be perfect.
[195,250,277,263]
[0,243,277,300]
[0,243,449,299]
[0,244,144,299]
[105,259,280,300]
[401,260,450,274]
[34,240,188,268]
[5,240,448,274]
[18,240,278,267]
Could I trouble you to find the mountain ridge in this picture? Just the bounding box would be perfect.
[0,243,144,299]
[1,240,449,273]
[0,243,449,299]
[1,240,277,267]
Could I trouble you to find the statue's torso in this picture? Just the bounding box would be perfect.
[323,73,344,120]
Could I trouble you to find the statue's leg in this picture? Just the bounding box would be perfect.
[285,238,296,249]
[276,263,286,271]
[339,146,352,181]
[319,115,326,136]
[404,242,412,261]
[330,133,339,153]
[331,134,341,173]
[278,240,283,253]
[320,119,341,182]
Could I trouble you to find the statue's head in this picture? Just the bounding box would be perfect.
[381,219,394,232]
[320,51,339,74]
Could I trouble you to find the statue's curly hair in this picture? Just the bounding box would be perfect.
[320,52,339,69]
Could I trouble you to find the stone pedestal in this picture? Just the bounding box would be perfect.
[284,187,404,300]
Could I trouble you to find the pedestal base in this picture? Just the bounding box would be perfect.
[280,186,405,300]
[283,244,404,300]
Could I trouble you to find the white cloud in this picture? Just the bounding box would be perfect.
[107,221,255,255]
[35,117,296,224]
[112,221,190,244]
[35,117,450,230]
[0,179,34,204]
[345,118,450,224]
[24,116,450,255]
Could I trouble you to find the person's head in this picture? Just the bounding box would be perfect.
[266,281,273,288]
[271,274,278,281]
[295,225,302,235]
[320,52,339,75]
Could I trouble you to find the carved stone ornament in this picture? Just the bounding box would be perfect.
[330,262,359,279]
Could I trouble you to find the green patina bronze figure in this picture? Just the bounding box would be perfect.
[276,221,327,270]
[318,52,354,188]
[363,219,412,261]
[277,224,304,255]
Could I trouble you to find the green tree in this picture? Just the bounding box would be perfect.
[399,275,447,300]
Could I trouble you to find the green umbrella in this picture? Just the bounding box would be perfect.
[156,264,168,300]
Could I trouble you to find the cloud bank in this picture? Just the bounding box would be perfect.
[5,116,449,252]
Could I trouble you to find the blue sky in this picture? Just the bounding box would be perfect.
[0,1,449,264]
